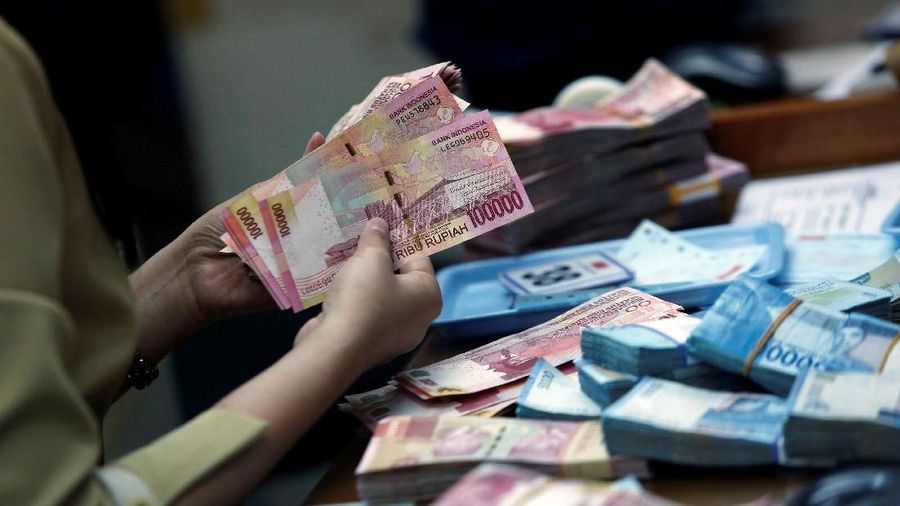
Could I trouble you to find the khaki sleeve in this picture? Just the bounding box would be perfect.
[0,292,114,505]
[102,408,268,504]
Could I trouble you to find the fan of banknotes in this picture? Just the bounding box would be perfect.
[218,63,535,311]
[470,59,750,254]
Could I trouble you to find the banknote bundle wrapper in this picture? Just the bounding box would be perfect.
[784,370,900,463]
[688,275,900,395]
[354,415,649,503]
[219,63,536,311]
[433,464,677,506]
[471,59,750,253]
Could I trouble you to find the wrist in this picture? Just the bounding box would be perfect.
[297,318,372,377]
[130,235,205,361]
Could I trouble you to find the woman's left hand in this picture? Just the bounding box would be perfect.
[130,132,326,360]
[183,131,327,321]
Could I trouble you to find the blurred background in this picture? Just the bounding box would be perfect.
[2,0,897,503]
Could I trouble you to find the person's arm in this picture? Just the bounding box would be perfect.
[110,218,441,505]
[129,133,325,363]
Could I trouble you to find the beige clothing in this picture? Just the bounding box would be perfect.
[0,18,266,505]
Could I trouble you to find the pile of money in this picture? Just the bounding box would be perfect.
[602,378,788,466]
[218,63,535,311]
[516,359,601,420]
[470,60,750,253]
[784,370,900,463]
[340,287,682,431]
[355,415,649,503]
[688,274,900,395]
[433,464,676,506]
[395,287,684,399]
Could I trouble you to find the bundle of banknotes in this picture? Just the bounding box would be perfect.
[354,415,649,503]
[580,316,752,393]
[433,464,675,506]
[688,275,900,395]
[784,370,900,463]
[850,251,900,323]
[470,59,750,253]
[515,359,601,420]
[575,358,641,407]
[602,378,788,466]
[218,63,535,311]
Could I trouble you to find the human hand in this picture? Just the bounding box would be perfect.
[181,132,327,322]
[130,132,326,361]
[295,218,442,372]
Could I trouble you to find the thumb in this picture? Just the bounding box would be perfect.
[304,131,326,155]
[355,218,392,257]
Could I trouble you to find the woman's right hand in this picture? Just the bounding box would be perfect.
[296,217,442,372]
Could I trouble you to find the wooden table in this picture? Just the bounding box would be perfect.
[306,331,815,505]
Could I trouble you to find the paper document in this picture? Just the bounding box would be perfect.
[731,162,900,236]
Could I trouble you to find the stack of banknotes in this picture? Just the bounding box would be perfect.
[688,275,900,396]
[433,464,676,506]
[575,358,641,407]
[341,287,683,428]
[784,370,900,463]
[602,378,788,466]
[354,415,649,503]
[581,317,702,375]
[218,63,536,311]
[785,278,892,320]
[515,359,601,420]
[470,59,749,253]
[580,316,752,393]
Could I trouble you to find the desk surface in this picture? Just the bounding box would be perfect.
[306,331,816,505]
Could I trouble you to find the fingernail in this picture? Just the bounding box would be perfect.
[366,218,388,235]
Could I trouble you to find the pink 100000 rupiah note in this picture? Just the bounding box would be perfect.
[222,73,468,310]
[395,288,684,399]
[267,110,533,309]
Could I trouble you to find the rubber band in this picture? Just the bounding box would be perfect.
[878,332,900,373]
[742,299,802,376]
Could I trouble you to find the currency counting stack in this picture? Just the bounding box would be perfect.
[471,59,749,254]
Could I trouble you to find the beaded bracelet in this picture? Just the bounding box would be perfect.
[126,350,159,390]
